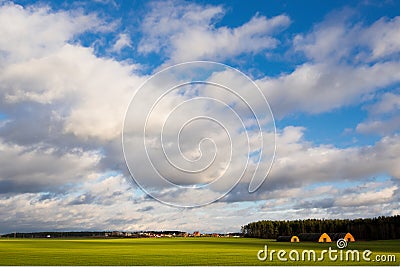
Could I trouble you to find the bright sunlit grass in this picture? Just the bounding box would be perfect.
[0,237,398,265]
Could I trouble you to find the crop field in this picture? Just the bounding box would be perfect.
[0,237,399,265]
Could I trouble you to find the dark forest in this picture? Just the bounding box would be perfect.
[242,215,400,240]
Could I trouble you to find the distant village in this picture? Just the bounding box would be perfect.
[3,215,398,241]
[0,230,243,239]
[1,231,357,243]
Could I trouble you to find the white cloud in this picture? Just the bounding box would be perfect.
[0,44,144,141]
[294,12,400,63]
[0,0,274,208]
[111,33,132,52]
[0,139,101,193]
[222,125,400,207]
[335,186,397,207]
[356,117,400,135]
[92,0,118,8]
[356,91,400,135]
[293,16,355,63]
[259,62,400,117]
[367,91,400,115]
[270,127,400,183]
[258,13,400,118]
[360,16,400,60]
[0,1,143,201]
[0,2,140,141]
[138,0,290,63]
[226,126,400,202]
[0,122,399,232]
[138,1,224,54]
[0,2,109,65]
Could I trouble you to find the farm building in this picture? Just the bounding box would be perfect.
[329,232,355,242]
[276,235,299,242]
[193,231,201,237]
[298,233,332,242]
[291,235,299,242]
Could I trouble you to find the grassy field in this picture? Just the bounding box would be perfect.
[0,237,399,265]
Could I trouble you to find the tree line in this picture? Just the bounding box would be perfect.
[241,215,400,240]
[0,230,187,238]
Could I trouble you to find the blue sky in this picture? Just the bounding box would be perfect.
[0,0,399,233]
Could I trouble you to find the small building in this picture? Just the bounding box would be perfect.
[329,232,355,242]
[111,231,123,237]
[318,233,331,242]
[193,231,201,237]
[344,233,355,242]
[298,233,332,242]
[291,235,299,242]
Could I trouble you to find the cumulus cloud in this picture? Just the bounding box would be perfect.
[293,11,400,63]
[225,126,400,203]
[0,1,143,200]
[0,2,110,65]
[356,91,400,135]
[367,91,400,115]
[360,16,400,60]
[259,12,400,118]
[0,44,144,141]
[335,185,397,207]
[0,139,101,194]
[356,117,400,136]
[259,62,400,117]
[138,0,290,63]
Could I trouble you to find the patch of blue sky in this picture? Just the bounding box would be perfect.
[304,175,393,192]
[96,170,123,182]
[372,175,395,184]
[276,104,381,148]
[248,149,261,164]
[0,112,7,120]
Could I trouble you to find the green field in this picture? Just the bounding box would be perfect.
[0,237,398,265]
